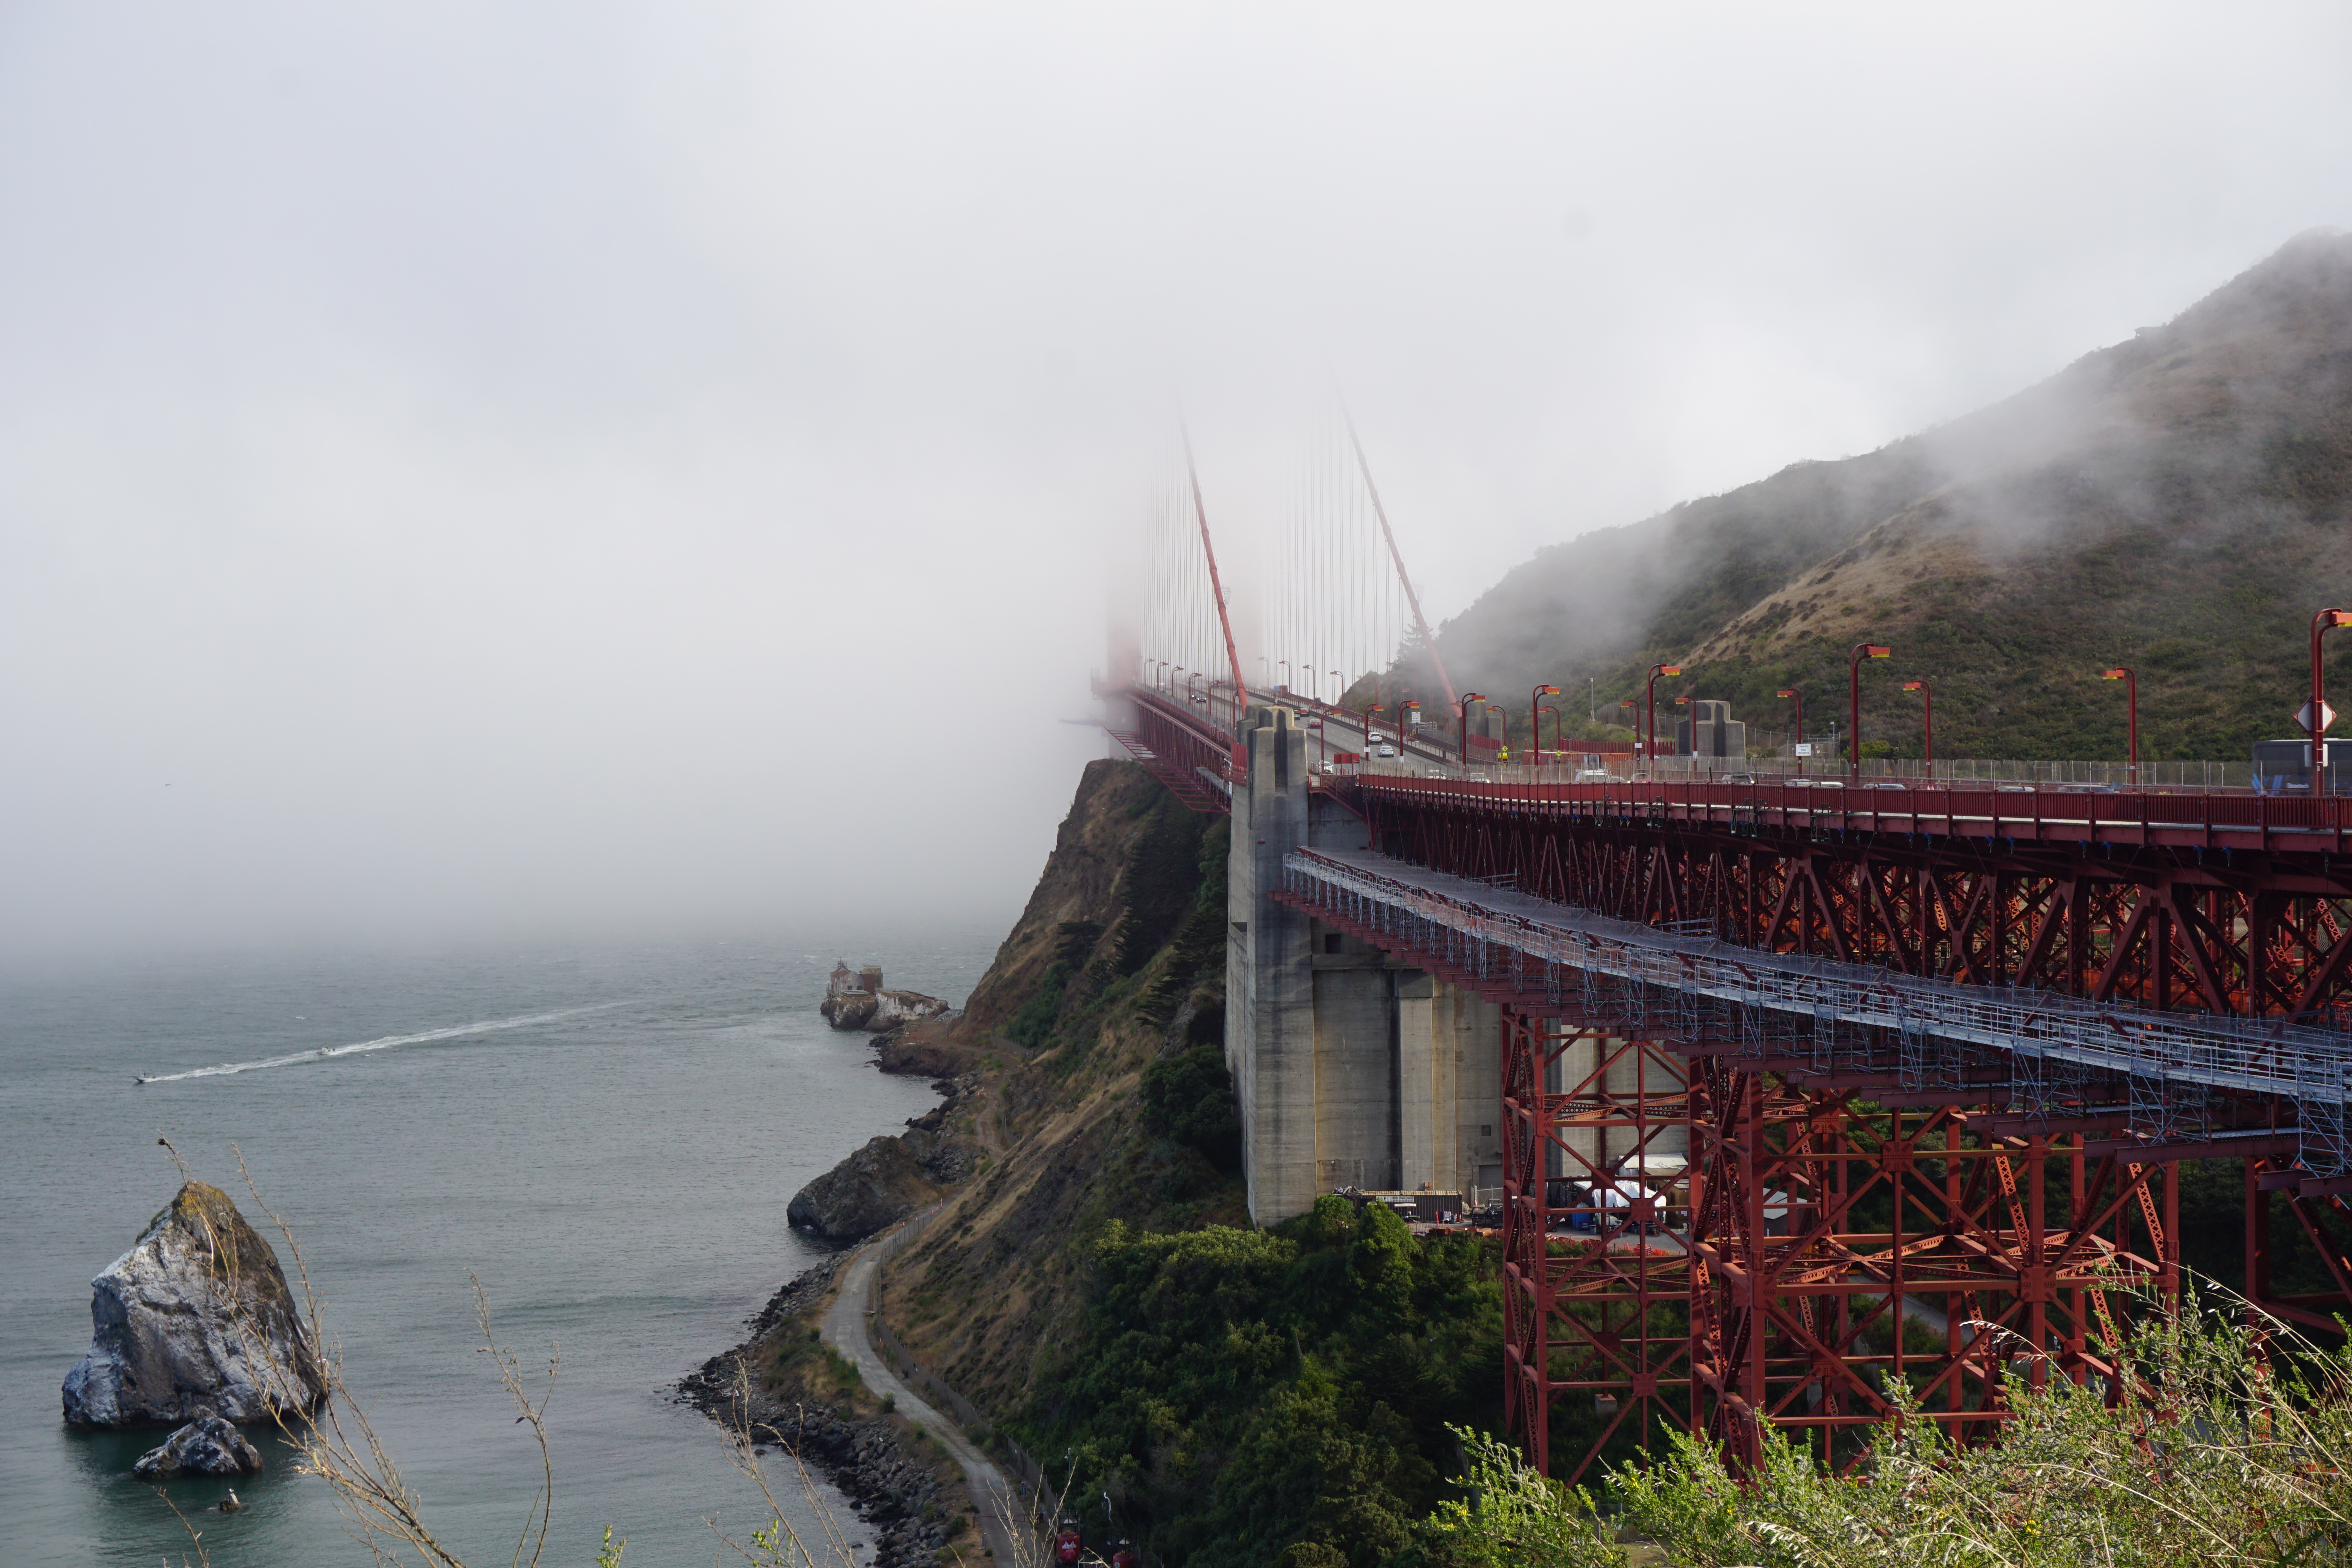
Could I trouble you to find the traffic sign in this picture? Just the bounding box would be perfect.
[2299,699,2336,735]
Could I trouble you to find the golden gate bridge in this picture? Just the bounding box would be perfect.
[1101,428,2352,1481]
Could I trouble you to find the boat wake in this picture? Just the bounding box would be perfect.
[133,1004,626,1084]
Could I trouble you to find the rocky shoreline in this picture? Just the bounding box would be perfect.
[676,1006,990,1568]
[678,1256,965,1568]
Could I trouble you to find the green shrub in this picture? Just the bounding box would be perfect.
[1436,1290,2352,1568]
[1025,1196,1503,1567]
[1140,1045,1243,1172]
[1005,960,1070,1047]
[1404,1426,1624,1568]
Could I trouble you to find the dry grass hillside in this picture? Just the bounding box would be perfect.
[1365,229,2352,762]
[872,759,1245,1421]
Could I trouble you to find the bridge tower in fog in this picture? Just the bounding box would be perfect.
[1106,425,1508,1223]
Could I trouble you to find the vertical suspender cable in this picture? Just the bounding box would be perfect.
[1341,402,1457,714]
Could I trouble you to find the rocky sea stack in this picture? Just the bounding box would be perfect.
[132,1412,267,1477]
[62,1181,325,1428]
[819,961,950,1033]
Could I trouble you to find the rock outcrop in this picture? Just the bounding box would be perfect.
[821,988,951,1033]
[132,1412,266,1477]
[62,1182,325,1428]
[787,1136,945,1242]
[820,990,880,1030]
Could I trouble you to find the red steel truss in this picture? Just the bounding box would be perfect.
[1278,821,2310,1485]
[1686,1056,2176,1471]
[1107,691,1241,814]
[1354,778,2352,1020]
[1499,1015,1693,1482]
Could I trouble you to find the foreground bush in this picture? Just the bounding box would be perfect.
[1421,1296,2352,1567]
[1404,1427,1626,1568]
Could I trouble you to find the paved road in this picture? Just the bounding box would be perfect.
[822,1235,1025,1565]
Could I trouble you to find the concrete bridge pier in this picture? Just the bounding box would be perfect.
[1225,702,1510,1226]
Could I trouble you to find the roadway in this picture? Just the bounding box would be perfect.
[820,1236,1025,1566]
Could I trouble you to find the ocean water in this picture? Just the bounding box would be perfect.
[0,938,993,1567]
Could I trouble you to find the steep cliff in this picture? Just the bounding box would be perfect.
[871,758,1243,1414]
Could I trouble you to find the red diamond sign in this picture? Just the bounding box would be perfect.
[2300,699,2337,735]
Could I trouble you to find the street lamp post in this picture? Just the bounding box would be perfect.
[2310,609,2352,793]
[1359,703,1384,760]
[1457,692,1490,769]
[1902,679,1933,779]
[2100,668,2136,786]
[1532,684,1561,767]
[1644,664,1683,774]
[1849,643,1892,779]
[1539,704,1562,754]
[1278,660,1291,694]
[1777,688,1805,775]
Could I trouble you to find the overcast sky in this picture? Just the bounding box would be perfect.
[4,3,2348,964]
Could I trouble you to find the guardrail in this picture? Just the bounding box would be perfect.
[1282,846,2352,1180]
[1336,767,2352,852]
[1352,752,2266,789]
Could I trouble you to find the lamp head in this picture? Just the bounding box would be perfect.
[1902,681,1926,692]
[2330,610,2352,628]
[2101,669,2129,681]
[1776,688,1798,699]
[1658,665,1683,677]
[1538,684,1561,696]
[1673,695,1691,705]
[1463,691,1487,703]
[1862,645,1892,659]
[1402,700,1420,710]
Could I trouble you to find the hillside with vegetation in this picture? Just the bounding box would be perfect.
[811,760,1508,1564]
[1363,230,2352,764]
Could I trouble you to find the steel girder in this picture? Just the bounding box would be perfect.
[1501,1012,1694,1484]
[1686,1059,2176,1472]
[1289,873,2189,1481]
[1369,799,2352,1021]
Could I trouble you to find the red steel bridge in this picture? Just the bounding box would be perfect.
[1101,435,2352,1482]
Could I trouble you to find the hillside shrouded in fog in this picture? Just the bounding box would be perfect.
[1396,232,2352,764]
[2,4,2349,960]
